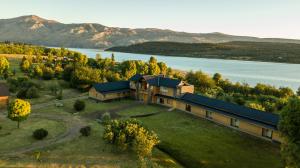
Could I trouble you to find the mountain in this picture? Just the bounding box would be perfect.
[0,15,300,49]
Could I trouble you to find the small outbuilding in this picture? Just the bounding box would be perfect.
[89,81,130,101]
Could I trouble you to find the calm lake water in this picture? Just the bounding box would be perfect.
[69,48,300,91]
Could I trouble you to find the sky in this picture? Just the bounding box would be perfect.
[1,0,300,39]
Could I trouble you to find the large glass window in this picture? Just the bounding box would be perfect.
[230,118,240,128]
[160,87,168,94]
[262,128,273,139]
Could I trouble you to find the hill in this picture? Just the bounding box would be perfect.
[0,15,300,49]
[106,41,300,64]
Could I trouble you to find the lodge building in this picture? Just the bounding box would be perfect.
[89,74,282,142]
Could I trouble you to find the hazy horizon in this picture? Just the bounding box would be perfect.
[1,0,300,39]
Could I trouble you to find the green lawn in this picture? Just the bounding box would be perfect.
[117,104,168,117]
[0,100,180,167]
[119,105,282,168]
[0,117,66,152]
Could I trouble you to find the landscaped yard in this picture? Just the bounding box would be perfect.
[0,99,181,168]
[118,104,283,168]
[0,116,66,152]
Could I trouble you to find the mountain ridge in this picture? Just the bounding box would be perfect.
[0,15,300,49]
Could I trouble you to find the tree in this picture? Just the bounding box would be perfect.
[246,102,265,111]
[7,99,31,128]
[279,98,300,168]
[297,87,300,96]
[148,57,160,75]
[70,66,102,89]
[20,59,31,72]
[185,71,215,93]
[103,119,159,159]
[121,61,137,79]
[213,73,222,85]
[33,65,43,78]
[157,62,167,75]
[42,66,55,80]
[0,56,9,76]
[73,53,88,67]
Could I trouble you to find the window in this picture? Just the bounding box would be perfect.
[159,98,164,104]
[262,128,273,139]
[185,104,191,112]
[167,99,172,105]
[160,87,168,94]
[206,111,213,119]
[230,118,239,128]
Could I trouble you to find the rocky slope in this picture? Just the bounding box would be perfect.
[0,15,299,49]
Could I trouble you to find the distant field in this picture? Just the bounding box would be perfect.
[107,41,300,64]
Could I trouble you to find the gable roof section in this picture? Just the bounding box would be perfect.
[0,83,10,97]
[93,81,130,94]
[180,93,279,129]
[129,74,143,82]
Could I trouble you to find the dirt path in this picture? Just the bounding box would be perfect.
[0,97,88,156]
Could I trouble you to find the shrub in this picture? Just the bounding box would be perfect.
[101,112,111,125]
[74,100,85,111]
[103,119,159,158]
[26,86,39,99]
[80,126,91,136]
[33,128,48,140]
[16,88,27,99]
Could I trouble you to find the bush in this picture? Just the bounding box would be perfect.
[80,126,91,136]
[26,86,39,98]
[74,100,85,111]
[16,88,27,99]
[103,119,159,158]
[33,128,48,140]
[101,112,111,125]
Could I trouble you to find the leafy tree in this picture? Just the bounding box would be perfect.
[70,66,102,89]
[279,98,300,168]
[7,99,31,128]
[121,61,137,79]
[103,119,159,159]
[20,58,31,72]
[42,66,55,80]
[148,57,160,75]
[62,65,74,81]
[186,71,215,93]
[33,64,43,78]
[213,73,222,85]
[136,61,149,75]
[0,56,9,76]
[297,87,300,97]
[73,53,88,66]
[157,62,167,75]
[246,102,265,111]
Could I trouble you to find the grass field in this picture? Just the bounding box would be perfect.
[118,104,282,168]
[0,99,181,167]
[0,117,66,152]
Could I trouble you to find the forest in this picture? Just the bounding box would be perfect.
[106,41,300,64]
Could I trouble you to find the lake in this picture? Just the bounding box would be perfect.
[69,48,300,91]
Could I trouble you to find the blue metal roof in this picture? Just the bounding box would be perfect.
[180,93,279,129]
[93,81,130,94]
